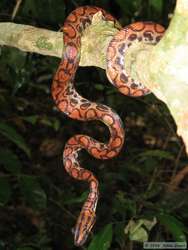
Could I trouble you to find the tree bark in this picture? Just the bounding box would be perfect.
[0,12,117,68]
[133,0,188,153]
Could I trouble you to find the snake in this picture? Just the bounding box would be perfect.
[51,5,165,246]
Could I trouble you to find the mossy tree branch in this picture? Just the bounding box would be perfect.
[0,0,188,153]
[0,12,118,68]
[132,0,188,153]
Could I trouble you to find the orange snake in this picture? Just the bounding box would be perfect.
[51,5,165,246]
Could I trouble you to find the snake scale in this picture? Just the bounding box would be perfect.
[51,5,165,246]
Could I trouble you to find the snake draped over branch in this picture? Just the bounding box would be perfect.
[51,5,165,247]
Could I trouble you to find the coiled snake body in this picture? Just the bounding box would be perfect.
[52,6,164,246]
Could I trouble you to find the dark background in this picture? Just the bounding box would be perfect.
[0,1,187,250]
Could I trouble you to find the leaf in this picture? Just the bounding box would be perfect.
[0,177,12,206]
[124,218,157,242]
[157,214,187,242]
[19,176,47,209]
[130,227,148,242]
[22,0,65,24]
[150,0,163,12]
[141,218,157,231]
[138,150,174,161]
[0,149,21,174]
[0,122,31,157]
[113,192,136,216]
[64,191,88,205]
[115,0,134,16]
[94,84,105,91]
[88,223,113,250]
[2,48,26,70]
[114,223,125,247]
[125,219,148,242]
[22,115,39,125]
[40,116,60,131]
[0,240,5,250]
[53,118,60,131]
[17,248,35,250]
[144,183,163,199]
[22,115,60,131]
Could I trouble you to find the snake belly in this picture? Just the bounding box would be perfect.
[52,6,124,246]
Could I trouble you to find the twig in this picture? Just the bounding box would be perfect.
[11,0,23,20]
[168,164,188,191]
[171,144,185,180]
[49,198,77,219]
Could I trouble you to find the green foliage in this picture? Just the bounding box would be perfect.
[137,149,174,161]
[19,175,47,210]
[22,115,61,131]
[63,190,88,205]
[88,223,113,250]
[0,149,22,174]
[150,0,163,12]
[124,218,157,242]
[0,122,31,157]
[0,0,186,250]
[21,0,65,24]
[0,177,12,205]
[157,214,187,242]
[16,248,34,250]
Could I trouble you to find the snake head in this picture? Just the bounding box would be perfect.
[73,209,96,246]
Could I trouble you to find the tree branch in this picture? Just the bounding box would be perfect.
[168,165,188,191]
[0,22,64,58]
[0,1,188,153]
[129,0,188,153]
[0,12,118,68]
